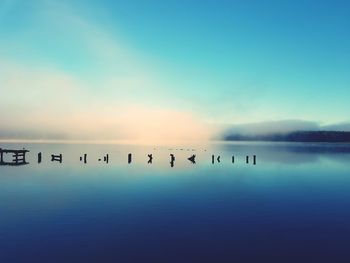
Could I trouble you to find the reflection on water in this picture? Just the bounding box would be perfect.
[0,142,350,262]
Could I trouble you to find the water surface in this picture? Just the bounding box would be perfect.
[1,142,350,262]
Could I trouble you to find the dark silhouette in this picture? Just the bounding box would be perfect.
[170,154,175,167]
[246,155,257,165]
[0,148,258,166]
[98,154,109,163]
[212,155,221,164]
[51,154,62,163]
[0,148,29,166]
[147,154,153,164]
[188,154,196,164]
[80,154,87,164]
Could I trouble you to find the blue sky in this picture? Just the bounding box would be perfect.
[0,0,349,141]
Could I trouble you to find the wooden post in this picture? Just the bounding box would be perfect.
[0,148,3,165]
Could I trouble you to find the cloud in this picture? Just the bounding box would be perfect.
[0,0,169,102]
[0,1,215,143]
[0,58,213,143]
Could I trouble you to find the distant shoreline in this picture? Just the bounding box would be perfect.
[224,131,350,143]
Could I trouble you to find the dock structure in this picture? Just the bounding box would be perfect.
[0,147,258,166]
[0,148,29,166]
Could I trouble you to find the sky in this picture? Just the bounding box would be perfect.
[0,0,350,142]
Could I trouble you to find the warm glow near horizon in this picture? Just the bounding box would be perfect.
[1,0,350,141]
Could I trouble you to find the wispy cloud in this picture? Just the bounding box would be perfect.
[2,1,348,143]
[0,1,213,143]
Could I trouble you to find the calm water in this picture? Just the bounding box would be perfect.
[1,142,350,262]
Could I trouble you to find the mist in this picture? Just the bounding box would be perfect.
[221,120,350,138]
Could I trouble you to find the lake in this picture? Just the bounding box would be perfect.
[1,142,350,262]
